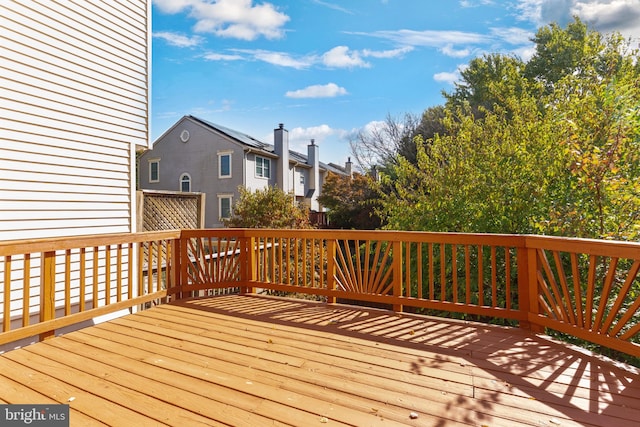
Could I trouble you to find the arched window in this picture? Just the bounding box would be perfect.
[180,173,191,192]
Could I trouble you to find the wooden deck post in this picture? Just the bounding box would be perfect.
[240,236,256,295]
[169,237,181,299]
[517,245,544,333]
[39,251,56,341]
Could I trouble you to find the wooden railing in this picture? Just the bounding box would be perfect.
[1,229,639,357]
[0,231,181,345]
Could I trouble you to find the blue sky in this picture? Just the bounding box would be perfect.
[151,0,640,166]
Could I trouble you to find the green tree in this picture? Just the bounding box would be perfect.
[318,172,382,229]
[524,17,594,94]
[544,32,640,240]
[380,94,561,233]
[380,19,640,240]
[223,186,312,229]
[444,53,529,118]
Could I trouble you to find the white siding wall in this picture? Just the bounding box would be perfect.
[0,0,150,240]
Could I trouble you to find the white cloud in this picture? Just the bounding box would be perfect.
[153,0,290,41]
[440,44,472,58]
[311,0,354,14]
[289,125,341,152]
[433,71,460,84]
[285,83,348,98]
[360,29,493,47]
[351,29,500,58]
[516,0,640,39]
[322,46,370,68]
[489,27,535,45]
[252,50,316,69]
[209,45,409,69]
[153,31,203,47]
[433,64,468,84]
[362,46,414,58]
[203,52,244,61]
[460,0,494,6]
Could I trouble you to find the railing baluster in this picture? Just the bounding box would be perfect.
[440,243,446,301]
[452,244,458,304]
[491,246,497,308]
[92,246,99,309]
[23,254,30,327]
[3,255,11,332]
[105,245,111,306]
[65,249,71,316]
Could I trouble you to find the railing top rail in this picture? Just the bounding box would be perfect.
[184,228,529,246]
[2,229,638,258]
[524,235,640,258]
[0,230,182,256]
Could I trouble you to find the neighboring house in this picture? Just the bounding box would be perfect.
[0,1,151,241]
[138,115,351,228]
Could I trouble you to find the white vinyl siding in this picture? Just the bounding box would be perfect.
[0,0,150,240]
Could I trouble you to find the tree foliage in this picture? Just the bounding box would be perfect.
[318,172,382,229]
[223,186,312,229]
[378,17,640,240]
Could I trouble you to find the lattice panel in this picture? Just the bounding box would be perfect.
[142,192,201,231]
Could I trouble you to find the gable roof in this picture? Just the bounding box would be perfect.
[187,115,347,175]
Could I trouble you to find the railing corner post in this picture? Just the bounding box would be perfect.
[169,237,182,300]
[241,235,256,295]
[517,245,543,333]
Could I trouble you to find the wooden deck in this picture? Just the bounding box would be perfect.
[1,294,638,427]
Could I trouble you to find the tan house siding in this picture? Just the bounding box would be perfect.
[0,0,150,240]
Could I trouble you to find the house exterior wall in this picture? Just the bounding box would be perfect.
[0,0,150,241]
[0,0,150,337]
[244,152,277,192]
[139,117,347,228]
[139,117,248,228]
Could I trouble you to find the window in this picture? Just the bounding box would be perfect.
[149,159,159,183]
[180,173,191,192]
[219,195,233,220]
[255,156,271,178]
[219,152,231,178]
[299,173,305,185]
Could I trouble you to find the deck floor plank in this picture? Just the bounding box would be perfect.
[0,354,164,426]
[0,294,638,426]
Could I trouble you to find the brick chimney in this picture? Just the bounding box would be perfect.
[307,139,320,211]
[345,157,352,177]
[274,123,289,193]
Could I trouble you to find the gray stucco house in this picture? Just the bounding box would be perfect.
[138,115,351,228]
